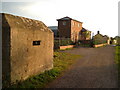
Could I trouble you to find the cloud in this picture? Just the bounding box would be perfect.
[1,0,119,37]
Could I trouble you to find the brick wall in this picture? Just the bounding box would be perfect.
[58,18,82,42]
[58,20,71,38]
[71,20,82,42]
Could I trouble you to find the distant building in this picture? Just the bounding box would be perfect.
[57,16,82,42]
[103,35,109,44]
[113,39,117,44]
[48,26,59,37]
[114,36,120,45]
[57,16,91,42]
[93,31,109,44]
[93,31,104,38]
[79,27,91,40]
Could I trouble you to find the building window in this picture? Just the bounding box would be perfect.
[33,40,41,46]
[78,24,80,27]
[63,21,66,25]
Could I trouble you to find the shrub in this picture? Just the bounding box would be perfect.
[92,34,108,45]
[115,46,120,87]
[78,40,92,47]
[54,38,74,49]
[59,39,74,46]
[93,39,107,45]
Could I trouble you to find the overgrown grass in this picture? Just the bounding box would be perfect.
[115,46,120,87]
[9,52,80,88]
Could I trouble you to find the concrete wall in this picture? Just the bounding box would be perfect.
[10,28,53,83]
[2,14,11,84]
[2,13,53,84]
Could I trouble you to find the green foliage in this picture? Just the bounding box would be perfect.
[2,75,11,88]
[77,40,92,47]
[9,52,80,88]
[54,39,74,49]
[59,39,74,46]
[115,46,120,87]
[93,40,107,45]
[54,40,60,49]
[116,37,120,45]
[118,39,120,45]
[79,43,91,47]
[93,34,108,45]
[82,31,91,39]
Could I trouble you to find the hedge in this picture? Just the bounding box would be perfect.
[54,39,74,49]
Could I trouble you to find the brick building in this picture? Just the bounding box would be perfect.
[48,26,58,37]
[57,17,91,42]
[79,27,91,40]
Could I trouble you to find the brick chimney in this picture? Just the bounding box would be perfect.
[97,31,100,34]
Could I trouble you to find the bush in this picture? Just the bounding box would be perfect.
[93,39,107,45]
[78,40,92,47]
[59,39,74,46]
[117,38,120,45]
[54,40,60,49]
[115,46,120,87]
[54,39,74,49]
[93,34,108,45]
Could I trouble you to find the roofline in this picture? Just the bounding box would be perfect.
[2,13,53,33]
[57,16,83,23]
[71,19,83,23]
[1,13,43,23]
[56,18,72,21]
[82,27,91,32]
[48,26,58,27]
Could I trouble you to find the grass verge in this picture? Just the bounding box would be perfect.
[9,52,80,88]
[115,46,120,87]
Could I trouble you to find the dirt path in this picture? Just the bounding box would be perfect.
[47,45,118,88]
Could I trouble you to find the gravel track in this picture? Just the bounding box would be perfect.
[47,46,118,88]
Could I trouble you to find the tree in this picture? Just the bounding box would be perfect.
[82,31,91,40]
[114,36,120,45]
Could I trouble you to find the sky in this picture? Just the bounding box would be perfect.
[1,0,120,37]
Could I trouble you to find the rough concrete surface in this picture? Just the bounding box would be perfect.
[47,46,118,88]
[2,13,53,84]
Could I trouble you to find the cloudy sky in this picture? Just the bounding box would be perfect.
[1,0,120,37]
